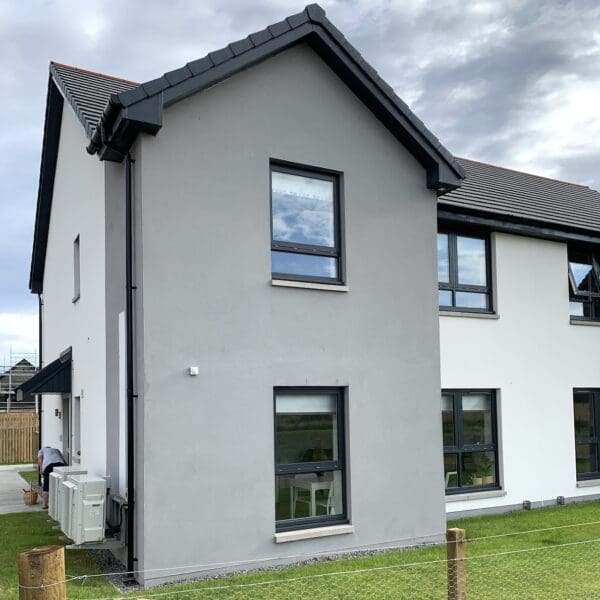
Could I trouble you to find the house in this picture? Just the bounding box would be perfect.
[0,358,37,411]
[436,158,600,517]
[22,4,465,586]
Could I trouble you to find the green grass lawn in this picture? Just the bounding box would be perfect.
[2,502,600,598]
[17,470,39,486]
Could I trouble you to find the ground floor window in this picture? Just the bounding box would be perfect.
[574,389,600,480]
[442,389,499,493]
[274,387,346,531]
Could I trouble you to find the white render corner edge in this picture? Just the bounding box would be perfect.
[274,524,354,543]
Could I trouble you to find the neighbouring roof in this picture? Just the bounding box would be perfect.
[440,158,600,236]
[50,63,138,139]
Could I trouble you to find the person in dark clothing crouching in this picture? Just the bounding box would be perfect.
[37,446,66,509]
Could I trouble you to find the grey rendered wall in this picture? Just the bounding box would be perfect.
[104,163,126,489]
[136,44,444,585]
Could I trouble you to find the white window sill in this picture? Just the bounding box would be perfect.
[570,318,600,328]
[271,280,348,292]
[577,479,600,488]
[439,311,499,320]
[446,490,507,503]
[274,524,354,543]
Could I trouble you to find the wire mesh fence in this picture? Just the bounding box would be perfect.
[18,518,600,599]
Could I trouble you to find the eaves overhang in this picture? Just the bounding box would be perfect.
[438,205,600,247]
[86,3,465,191]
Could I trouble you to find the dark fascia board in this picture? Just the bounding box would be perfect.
[438,206,600,247]
[29,77,64,293]
[86,4,464,191]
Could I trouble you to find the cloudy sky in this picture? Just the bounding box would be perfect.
[1,0,599,365]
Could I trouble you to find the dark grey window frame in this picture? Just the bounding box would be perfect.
[438,228,493,313]
[270,162,344,285]
[568,247,600,322]
[274,386,347,532]
[574,388,600,481]
[443,389,500,494]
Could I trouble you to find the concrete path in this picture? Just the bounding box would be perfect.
[0,467,43,515]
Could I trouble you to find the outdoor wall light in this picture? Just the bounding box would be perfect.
[188,366,199,376]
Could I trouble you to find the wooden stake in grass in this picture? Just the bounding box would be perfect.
[18,545,66,600]
[447,528,467,600]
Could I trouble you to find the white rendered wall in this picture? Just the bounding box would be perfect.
[40,104,107,477]
[440,232,600,514]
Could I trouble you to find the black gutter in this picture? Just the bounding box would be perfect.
[125,154,136,577]
[438,208,600,247]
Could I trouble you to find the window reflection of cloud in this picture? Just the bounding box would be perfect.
[457,238,486,285]
[272,172,334,247]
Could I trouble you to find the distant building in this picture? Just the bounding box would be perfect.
[0,358,37,411]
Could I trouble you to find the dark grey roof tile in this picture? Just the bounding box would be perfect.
[50,63,138,138]
[208,46,235,66]
[165,65,193,86]
[268,20,291,37]
[440,158,600,233]
[143,76,169,96]
[229,38,254,56]
[187,56,214,76]
[249,28,273,46]
[286,11,309,28]
[306,3,326,22]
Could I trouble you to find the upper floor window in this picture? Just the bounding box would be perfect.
[271,164,342,284]
[73,235,80,302]
[437,230,491,312]
[568,248,600,321]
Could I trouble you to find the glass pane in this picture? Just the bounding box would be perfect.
[439,289,452,307]
[576,444,597,475]
[444,454,458,489]
[570,301,584,317]
[272,251,338,280]
[437,234,449,283]
[570,261,594,293]
[276,470,343,522]
[455,292,488,310]
[272,171,335,247]
[457,236,487,285]
[462,451,496,487]
[276,392,338,465]
[441,395,454,446]
[574,393,595,440]
[462,394,493,445]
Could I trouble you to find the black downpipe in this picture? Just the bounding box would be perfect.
[125,154,136,576]
[37,293,43,486]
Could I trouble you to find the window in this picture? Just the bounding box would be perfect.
[568,248,600,321]
[438,230,491,311]
[573,389,600,480]
[442,390,499,493]
[73,235,80,302]
[271,164,342,284]
[274,388,346,531]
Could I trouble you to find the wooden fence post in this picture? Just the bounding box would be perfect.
[18,545,66,600]
[447,528,467,600]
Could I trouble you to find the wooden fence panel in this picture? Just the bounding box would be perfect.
[0,412,39,464]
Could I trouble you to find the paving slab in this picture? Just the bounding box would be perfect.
[0,468,43,514]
